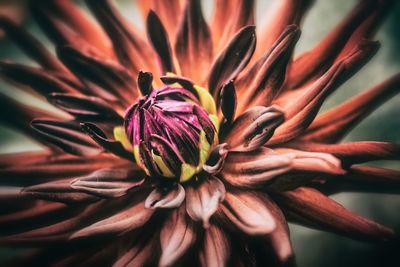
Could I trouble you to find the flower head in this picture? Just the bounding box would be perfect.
[0,0,399,266]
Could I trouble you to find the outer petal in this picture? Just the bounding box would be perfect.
[272,187,394,241]
[218,191,276,235]
[222,148,293,188]
[224,106,284,152]
[199,224,230,267]
[145,183,185,209]
[186,177,226,228]
[159,206,196,267]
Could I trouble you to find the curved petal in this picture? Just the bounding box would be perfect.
[224,106,284,152]
[272,187,395,241]
[302,73,400,143]
[208,26,256,98]
[145,183,185,209]
[186,177,226,228]
[147,10,175,74]
[175,0,212,82]
[219,191,276,235]
[159,206,196,267]
[199,224,230,267]
[70,196,153,239]
[222,148,293,188]
[71,168,145,198]
[31,119,101,157]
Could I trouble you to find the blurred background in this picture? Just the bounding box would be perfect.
[0,0,399,266]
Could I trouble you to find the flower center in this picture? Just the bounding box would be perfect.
[124,84,219,182]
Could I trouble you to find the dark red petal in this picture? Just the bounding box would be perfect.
[57,44,136,104]
[303,73,400,143]
[222,148,293,188]
[86,0,155,73]
[22,181,100,204]
[203,144,229,175]
[31,119,101,157]
[145,184,185,209]
[272,187,395,241]
[175,0,213,82]
[270,57,351,145]
[159,206,196,267]
[137,70,154,96]
[45,0,112,54]
[48,93,123,123]
[317,165,400,195]
[147,10,175,74]
[114,234,157,267]
[287,0,378,87]
[0,16,66,72]
[186,177,226,228]
[71,168,145,198]
[237,25,300,112]
[287,141,400,166]
[219,80,237,124]
[0,93,60,141]
[208,26,256,99]
[0,62,78,95]
[255,0,312,60]
[219,191,276,235]
[80,122,134,161]
[0,154,125,186]
[199,224,230,267]
[70,196,153,239]
[224,106,284,152]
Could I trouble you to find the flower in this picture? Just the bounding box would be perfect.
[0,0,399,266]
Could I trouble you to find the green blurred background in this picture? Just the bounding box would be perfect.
[0,0,399,266]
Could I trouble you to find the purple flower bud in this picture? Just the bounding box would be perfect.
[124,85,218,182]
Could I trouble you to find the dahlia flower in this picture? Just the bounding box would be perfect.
[0,0,399,266]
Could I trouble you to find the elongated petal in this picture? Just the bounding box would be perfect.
[81,122,134,160]
[272,187,394,241]
[175,0,212,82]
[85,0,154,73]
[0,16,66,71]
[0,62,77,95]
[186,178,226,228]
[255,0,312,59]
[199,225,230,267]
[159,206,196,267]
[71,169,145,198]
[275,148,345,175]
[48,93,123,123]
[288,0,378,87]
[222,148,293,188]
[147,10,175,74]
[318,165,400,194]
[272,38,382,145]
[22,181,100,204]
[145,184,185,209]
[31,119,101,157]
[114,235,157,267]
[46,0,112,54]
[57,44,135,103]
[238,25,300,112]
[219,81,237,124]
[203,144,229,175]
[219,191,276,235]
[287,141,400,166]
[208,26,256,98]
[224,106,284,152]
[0,154,124,186]
[71,197,153,239]
[0,93,59,141]
[303,72,400,143]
